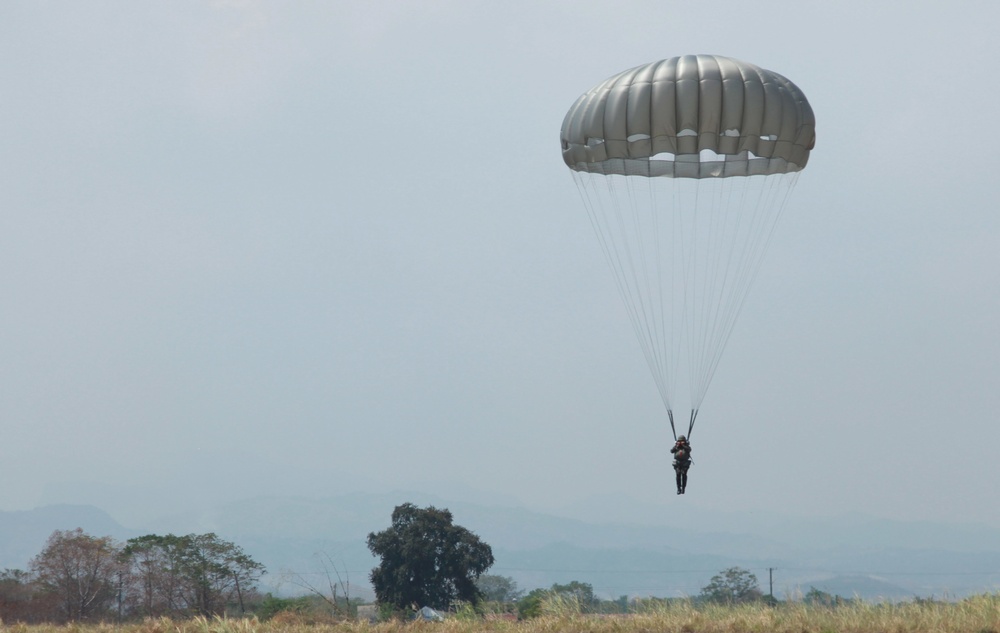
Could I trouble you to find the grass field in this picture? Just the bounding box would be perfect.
[4,595,1000,633]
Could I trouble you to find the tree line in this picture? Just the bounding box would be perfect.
[1,528,264,623]
[0,503,855,624]
[485,568,776,618]
[365,503,806,618]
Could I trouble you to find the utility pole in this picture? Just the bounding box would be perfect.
[768,568,775,602]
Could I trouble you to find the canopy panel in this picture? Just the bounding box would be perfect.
[560,55,815,179]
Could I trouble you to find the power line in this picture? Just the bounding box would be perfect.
[277,567,1000,578]
[492,567,1000,578]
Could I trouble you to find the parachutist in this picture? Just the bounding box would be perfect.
[561,57,814,476]
[671,436,691,494]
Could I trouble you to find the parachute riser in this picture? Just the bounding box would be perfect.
[667,409,697,442]
[666,408,700,442]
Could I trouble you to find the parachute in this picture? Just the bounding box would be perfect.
[560,55,815,440]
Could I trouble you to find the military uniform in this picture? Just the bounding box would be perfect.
[671,437,692,494]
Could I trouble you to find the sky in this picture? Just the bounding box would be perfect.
[1,1,999,530]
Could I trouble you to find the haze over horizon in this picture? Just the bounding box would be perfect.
[2,2,999,531]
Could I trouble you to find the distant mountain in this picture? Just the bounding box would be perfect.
[554,493,1000,553]
[3,494,999,601]
[0,504,138,569]
[801,575,914,602]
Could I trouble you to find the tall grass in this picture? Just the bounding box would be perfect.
[2,595,999,633]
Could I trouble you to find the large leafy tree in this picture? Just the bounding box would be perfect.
[367,503,494,611]
[122,534,191,617]
[699,566,763,605]
[121,533,264,617]
[175,533,264,616]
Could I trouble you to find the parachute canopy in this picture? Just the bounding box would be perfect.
[561,55,815,179]
[561,55,815,439]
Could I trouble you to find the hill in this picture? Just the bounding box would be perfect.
[2,493,999,601]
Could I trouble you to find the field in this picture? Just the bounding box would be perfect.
[4,596,1000,633]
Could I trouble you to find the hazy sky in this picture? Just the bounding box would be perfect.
[2,1,999,529]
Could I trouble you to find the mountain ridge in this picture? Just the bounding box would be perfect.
[2,493,998,601]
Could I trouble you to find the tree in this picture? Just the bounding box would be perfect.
[281,551,354,618]
[804,586,852,607]
[699,567,763,605]
[174,533,264,616]
[367,503,494,611]
[122,534,190,617]
[29,528,124,621]
[121,533,264,618]
[0,568,50,623]
[549,581,597,611]
[254,593,316,620]
[603,594,630,614]
[515,582,600,618]
[476,574,523,604]
[517,588,547,619]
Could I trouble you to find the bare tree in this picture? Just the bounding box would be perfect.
[282,551,353,617]
[29,529,124,621]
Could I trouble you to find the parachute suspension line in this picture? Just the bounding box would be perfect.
[713,171,801,359]
[647,174,672,415]
[613,174,673,410]
[692,173,755,408]
[667,409,677,441]
[683,177,704,410]
[687,172,801,408]
[687,408,698,439]
[689,177,710,391]
[690,174,718,408]
[572,172,673,412]
[625,174,672,405]
[692,178,749,406]
[672,177,685,394]
[669,176,687,414]
[573,168,802,428]
[692,172,754,406]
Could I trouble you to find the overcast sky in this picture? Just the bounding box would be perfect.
[2,1,999,529]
